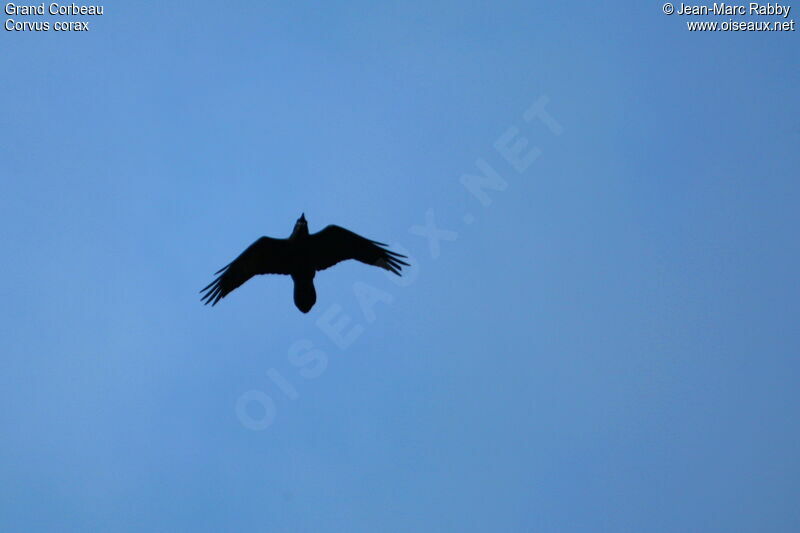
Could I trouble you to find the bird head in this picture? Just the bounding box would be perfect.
[292,213,309,237]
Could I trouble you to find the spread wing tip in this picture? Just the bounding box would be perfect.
[200,277,224,305]
[376,253,409,276]
[375,244,409,267]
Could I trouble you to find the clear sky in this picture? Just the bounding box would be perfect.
[2,2,799,532]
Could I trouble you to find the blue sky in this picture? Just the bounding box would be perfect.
[1,2,799,531]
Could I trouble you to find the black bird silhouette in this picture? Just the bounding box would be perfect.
[200,214,409,313]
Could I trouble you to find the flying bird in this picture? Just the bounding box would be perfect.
[200,214,409,313]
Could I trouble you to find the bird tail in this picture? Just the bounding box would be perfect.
[293,277,317,313]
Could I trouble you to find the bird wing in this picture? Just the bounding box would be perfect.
[308,225,409,275]
[200,237,293,306]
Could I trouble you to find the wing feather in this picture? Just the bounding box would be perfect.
[308,225,409,275]
[200,237,293,306]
